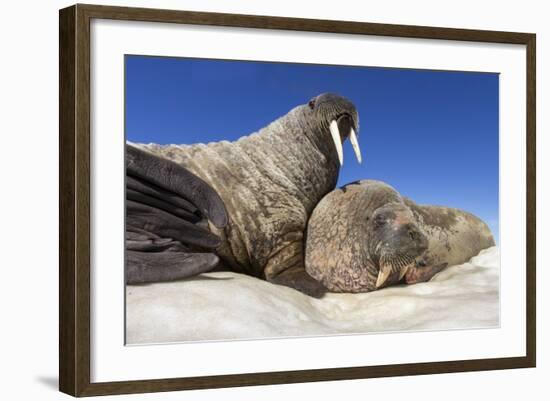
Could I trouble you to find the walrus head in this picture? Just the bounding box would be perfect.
[305,93,361,165]
[305,180,429,293]
[367,202,429,289]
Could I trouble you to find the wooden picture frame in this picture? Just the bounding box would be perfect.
[59,3,536,397]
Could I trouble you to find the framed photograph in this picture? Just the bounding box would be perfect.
[59,4,536,397]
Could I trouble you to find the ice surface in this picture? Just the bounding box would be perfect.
[126,247,499,344]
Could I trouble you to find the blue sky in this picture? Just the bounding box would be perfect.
[125,55,499,242]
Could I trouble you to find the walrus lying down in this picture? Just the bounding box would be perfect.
[305,180,495,293]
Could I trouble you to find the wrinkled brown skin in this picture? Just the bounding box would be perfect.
[305,180,495,293]
[131,93,359,297]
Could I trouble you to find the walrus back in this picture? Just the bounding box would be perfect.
[404,198,496,267]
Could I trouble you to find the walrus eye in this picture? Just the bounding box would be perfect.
[374,215,386,228]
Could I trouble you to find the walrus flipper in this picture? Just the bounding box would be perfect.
[269,266,328,298]
[125,144,228,284]
[126,251,220,284]
[126,144,227,228]
[404,263,448,285]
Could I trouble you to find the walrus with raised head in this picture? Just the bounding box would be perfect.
[127,93,361,296]
[305,180,495,293]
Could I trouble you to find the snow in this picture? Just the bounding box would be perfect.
[126,246,499,344]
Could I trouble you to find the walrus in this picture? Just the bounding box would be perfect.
[305,180,495,293]
[127,93,361,296]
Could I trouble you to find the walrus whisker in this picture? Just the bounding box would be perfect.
[377,253,414,286]
[399,264,412,280]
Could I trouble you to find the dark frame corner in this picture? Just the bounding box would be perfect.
[59,3,536,397]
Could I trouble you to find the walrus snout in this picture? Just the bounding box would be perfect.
[309,93,358,127]
[309,93,361,165]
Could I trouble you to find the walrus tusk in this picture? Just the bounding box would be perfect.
[375,264,392,289]
[399,264,411,281]
[349,127,362,164]
[329,120,344,165]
